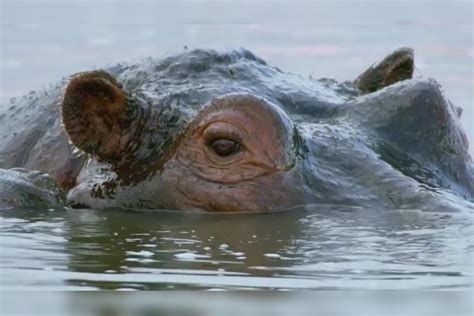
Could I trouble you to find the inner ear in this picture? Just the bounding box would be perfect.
[383,58,414,87]
[355,47,414,94]
[62,70,133,162]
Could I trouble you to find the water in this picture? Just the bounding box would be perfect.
[0,0,473,311]
[1,205,472,291]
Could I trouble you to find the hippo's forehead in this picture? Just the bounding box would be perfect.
[107,49,356,118]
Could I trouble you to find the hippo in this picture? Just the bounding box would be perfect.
[0,47,472,212]
[0,168,64,210]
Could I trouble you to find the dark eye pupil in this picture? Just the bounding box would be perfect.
[209,139,240,157]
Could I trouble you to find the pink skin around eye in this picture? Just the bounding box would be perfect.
[156,94,300,212]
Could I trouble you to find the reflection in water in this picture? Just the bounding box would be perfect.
[1,204,472,290]
[64,208,305,290]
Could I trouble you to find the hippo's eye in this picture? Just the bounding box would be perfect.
[208,138,241,157]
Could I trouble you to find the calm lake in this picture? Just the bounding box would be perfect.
[0,0,473,310]
[1,205,473,290]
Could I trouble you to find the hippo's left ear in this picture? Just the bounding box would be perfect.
[62,70,137,163]
[355,47,414,94]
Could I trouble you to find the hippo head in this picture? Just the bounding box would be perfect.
[61,48,473,212]
[62,60,305,212]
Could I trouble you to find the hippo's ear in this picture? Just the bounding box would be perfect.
[355,47,414,94]
[62,70,134,163]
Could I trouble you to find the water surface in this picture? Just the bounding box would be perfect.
[1,204,472,290]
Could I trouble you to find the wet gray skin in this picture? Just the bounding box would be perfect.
[0,47,472,212]
[0,168,64,210]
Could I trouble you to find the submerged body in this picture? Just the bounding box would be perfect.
[0,48,472,212]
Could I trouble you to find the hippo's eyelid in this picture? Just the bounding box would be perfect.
[204,131,243,147]
[201,122,245,146]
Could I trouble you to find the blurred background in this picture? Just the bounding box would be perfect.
[1,0,473,153]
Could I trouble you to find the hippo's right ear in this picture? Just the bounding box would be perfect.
[355,47,414,94]
[62,70,135,163]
